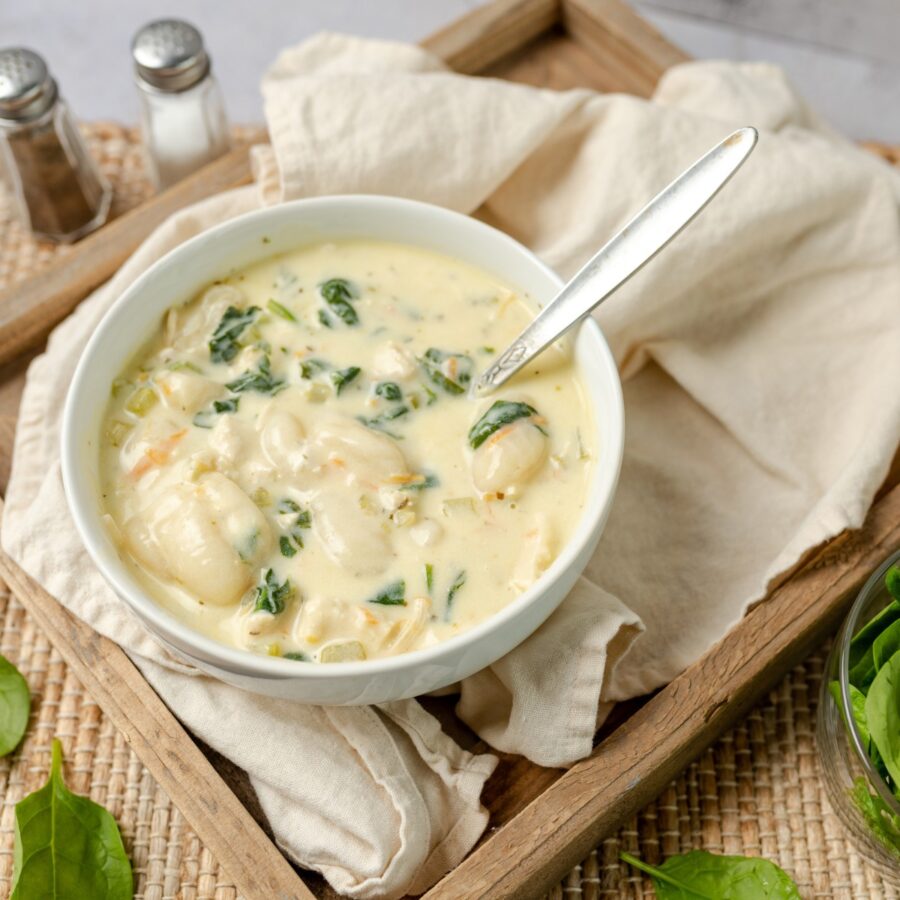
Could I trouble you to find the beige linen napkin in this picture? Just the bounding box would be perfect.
[4,32,900,899]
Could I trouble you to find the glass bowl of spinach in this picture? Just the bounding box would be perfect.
[817,549,900,883]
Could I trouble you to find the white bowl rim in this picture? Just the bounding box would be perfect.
[62,194,624,680]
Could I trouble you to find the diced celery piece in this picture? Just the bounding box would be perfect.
[125,386,158,417]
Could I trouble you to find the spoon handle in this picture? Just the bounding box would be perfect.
[475,126,758,395]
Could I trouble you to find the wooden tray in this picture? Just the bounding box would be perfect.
[0,1,898,898]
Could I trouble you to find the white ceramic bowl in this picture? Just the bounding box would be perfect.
[62,195,624,705]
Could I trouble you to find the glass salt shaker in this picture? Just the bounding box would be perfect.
[0,48,111,243]
[132,20,231,190]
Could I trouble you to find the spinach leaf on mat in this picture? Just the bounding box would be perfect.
[11,739,132,899]
[620,849,801,899]
[0,655,29,757]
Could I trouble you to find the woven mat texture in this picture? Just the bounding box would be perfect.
[0,123,898,900]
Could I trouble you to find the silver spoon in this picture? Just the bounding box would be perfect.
[474,126,758,395]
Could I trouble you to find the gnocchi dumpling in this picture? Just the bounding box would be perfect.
[311,488,393,576]
[130,473,271,606]
[257,394,307,474]
[307,415,408,487]
[156,369,222,414]
[471,418,548,493]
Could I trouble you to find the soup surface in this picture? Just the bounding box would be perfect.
[100,239,595,663]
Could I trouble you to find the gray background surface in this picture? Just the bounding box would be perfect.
[4,0,898,140]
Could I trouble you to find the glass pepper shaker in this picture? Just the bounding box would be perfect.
[131,20,231,190]
[0,48,112,243]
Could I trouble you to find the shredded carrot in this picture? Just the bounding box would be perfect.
[129,429,187,478]
[387,473,422,486]
[447,357,458,379]
[486,425,514,449]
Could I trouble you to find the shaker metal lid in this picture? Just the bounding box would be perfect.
[0,47,56,121]
[132,19,210,92]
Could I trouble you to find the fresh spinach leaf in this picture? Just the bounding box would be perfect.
[421,348,474,395]
[319,278,359,326]
[828,679,884,772]
[317,309,333,329]
[254,568,294,615]
[874,619,900,673]
[283,652,309,662]
[865,648,900,789]
[850,776,900,860]
[445,571,466,621]
[886,564,900,602]
[300,358,329,380]
[331,366,361,395]
[620,849,801,899]
[11,739,132,899]
[468,400,542,449]
[368,580,406,606]
[848,599,900,691]
[209,306,260,363]
[375,381,402,401]
[225,355,285,395]
[267,299,296,322]
[0,655,29,756]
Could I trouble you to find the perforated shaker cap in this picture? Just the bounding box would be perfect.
[0,48,57,121]
[132,19,210,92]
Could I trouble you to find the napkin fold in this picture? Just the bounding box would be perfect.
[4,32,900,899]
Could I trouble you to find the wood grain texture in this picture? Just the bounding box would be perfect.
[423,484,900,899]
[0,506,314,900]
[562,0,689,96]
[421,0,560,73]
[0,144,255,369]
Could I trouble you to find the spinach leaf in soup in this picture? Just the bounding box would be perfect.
[319,278,359,326]
[254,569,294,615]
[368,580,406,606]
[468,400,544,449]
[277,499,311,556]
[0,654,29,757]
[331,366,361,395]
[267,299,296,322]
[620,850,801,899]
[358,405,409,438]
[421,348,474,395]
[445,571,467,621]
[375,381,402,402]
[192,396,240,429]
[399,472,439,491]
[11,739,132,900]
[865,648,900,789]
[300,357,329,380]
[225,355,285,395]
[209,305,260,364]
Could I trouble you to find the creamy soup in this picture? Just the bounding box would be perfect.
[100,239,595,663]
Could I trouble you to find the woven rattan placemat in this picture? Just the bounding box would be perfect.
[0,123,897,900]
